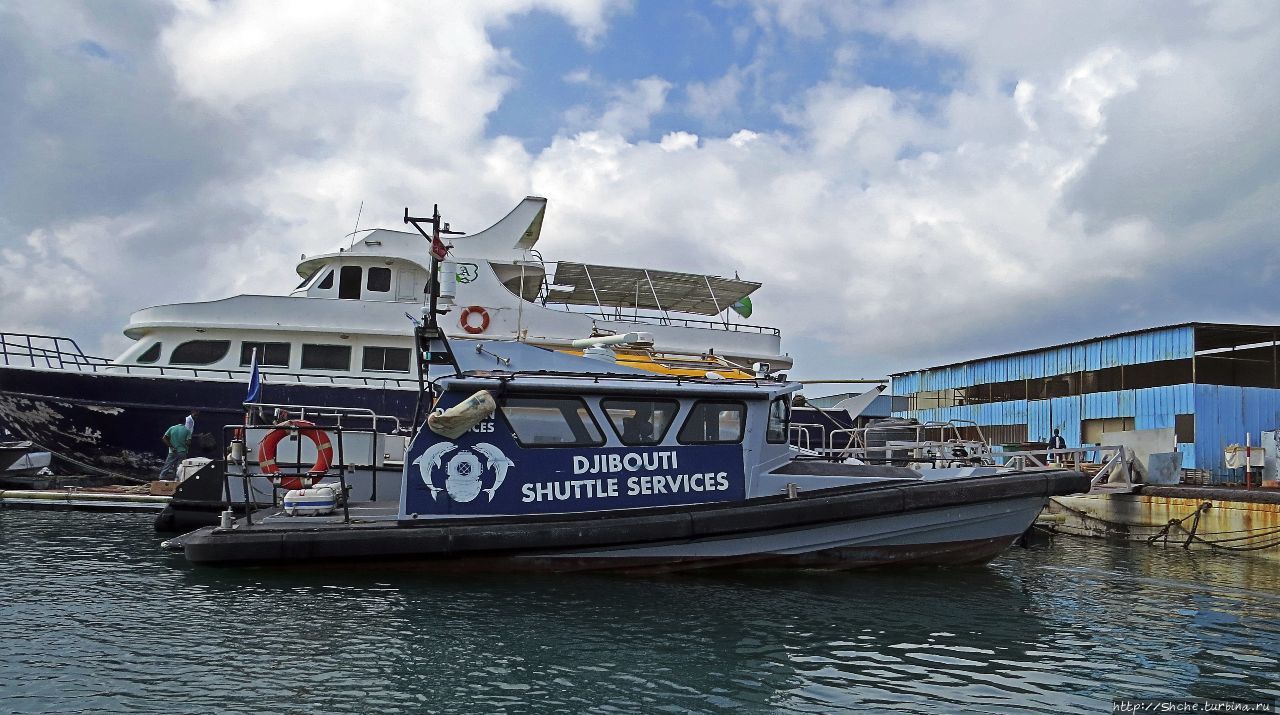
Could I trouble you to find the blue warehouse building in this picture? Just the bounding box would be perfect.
[890,323,1280,481]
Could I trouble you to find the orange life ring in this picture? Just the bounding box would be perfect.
[257,419,333,490]
[460,305,490,334]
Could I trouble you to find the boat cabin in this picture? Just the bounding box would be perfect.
[400,371,799,519]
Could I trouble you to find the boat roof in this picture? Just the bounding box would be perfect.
[442,371,797,400]
[546,262,760,316]
[296,197,548,278]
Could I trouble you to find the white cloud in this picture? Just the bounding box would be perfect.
[3,0,1279,383]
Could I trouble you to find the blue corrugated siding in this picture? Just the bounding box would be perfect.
[892,326,1195,396]
[1193,385,1280,481]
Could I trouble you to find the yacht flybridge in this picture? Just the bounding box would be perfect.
[0,197,788,478]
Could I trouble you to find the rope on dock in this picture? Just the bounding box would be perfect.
[34,443,149,485]
[1048,497,1280,553]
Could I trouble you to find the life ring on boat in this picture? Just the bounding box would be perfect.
[460,305,490,334]
[257,419,332,489]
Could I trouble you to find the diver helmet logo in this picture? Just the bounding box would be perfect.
[413,442,514,503]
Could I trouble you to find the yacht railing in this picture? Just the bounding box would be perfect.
[243,402,403,436]
[0,332,110,371]
[0,331,419,388]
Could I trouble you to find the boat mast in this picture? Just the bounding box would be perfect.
[404,204,465,429]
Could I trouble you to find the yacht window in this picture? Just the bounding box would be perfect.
[316,270,334,290]
[295,267,321,290]
[601,399,679,446]
[367,267,391,293]
[500,397,605,447]
[170,340,231,366]
[137,342,162,364]
[240,342,291,367]
[766,397,790,444]
[301,344,351,371]
[362,346,410,372]
[338,266,362,299]
[677,401,746,444]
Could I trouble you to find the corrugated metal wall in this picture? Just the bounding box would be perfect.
[1194,385,1280,480]
[890,326,1206,471]
[891,326,1194,395]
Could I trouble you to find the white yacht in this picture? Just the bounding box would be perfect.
[0,197,789,478]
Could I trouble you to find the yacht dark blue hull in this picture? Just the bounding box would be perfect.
[0,366,416,480]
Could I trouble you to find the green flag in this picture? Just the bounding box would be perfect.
[730,296,752,318]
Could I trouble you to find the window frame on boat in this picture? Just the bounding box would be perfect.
[676,400,747,445]
[600,398,680,446]
[498,395,607,448]
[239,341,291,368]
[169,339,231,366]
[362,346,411,373]
[137,342,162,364]
[300,343,352,371]
[765,397,790,444]
[316,270,334,290]
[338,265,362,300]
[366,266,392,293]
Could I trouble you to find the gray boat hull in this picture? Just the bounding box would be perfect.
[179,470,1088,570]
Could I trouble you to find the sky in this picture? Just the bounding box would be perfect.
[2,0,1278,383]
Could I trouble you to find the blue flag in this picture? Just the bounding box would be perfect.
[244,348,261,403]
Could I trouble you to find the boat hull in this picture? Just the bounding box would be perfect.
[180,470,1089,570]
[0,366,416,480]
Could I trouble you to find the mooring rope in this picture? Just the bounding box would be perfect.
[32,442,149,485]
[1048,497,1280,553]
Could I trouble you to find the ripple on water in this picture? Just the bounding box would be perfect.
[2,512,1280,713]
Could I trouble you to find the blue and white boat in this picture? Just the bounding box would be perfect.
[173,332,1088,570]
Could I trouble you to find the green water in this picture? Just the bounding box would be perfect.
[1,511,1277,714]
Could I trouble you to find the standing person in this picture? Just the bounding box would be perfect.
[1049,428,1067,463]
[158,421,192,481]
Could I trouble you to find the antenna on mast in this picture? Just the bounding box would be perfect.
[348,201,364,248]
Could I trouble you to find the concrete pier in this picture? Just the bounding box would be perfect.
[1048,486,1280,561]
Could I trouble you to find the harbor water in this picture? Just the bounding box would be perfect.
[1,511,1278,714]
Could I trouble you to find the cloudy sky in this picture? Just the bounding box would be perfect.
[2,0,1278,382]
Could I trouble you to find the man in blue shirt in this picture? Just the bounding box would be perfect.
[159,421,192,480]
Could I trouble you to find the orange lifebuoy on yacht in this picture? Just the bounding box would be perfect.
[257,419,332,490]
[460,305,490,334]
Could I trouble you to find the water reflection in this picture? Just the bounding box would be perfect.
[1,511,1278,714]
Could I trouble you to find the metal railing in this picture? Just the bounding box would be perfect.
[0,332,110,371]
[225,422,368,526]
[992,445,1133,486]
[1,331,418,388]
[243,402,403,437]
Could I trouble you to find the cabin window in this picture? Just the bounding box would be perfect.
[500,396,605,447]
[137,342,162,364]
[367,267,391,293]
[316,270,334,290]
[301,344,351,371]
[240,342,291,367]
[338,266,362,299]
[362,346,411,372]
[170,340,231,366]
[677,401,746,444]
[601,399,679,446]
[766,397,789,443]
